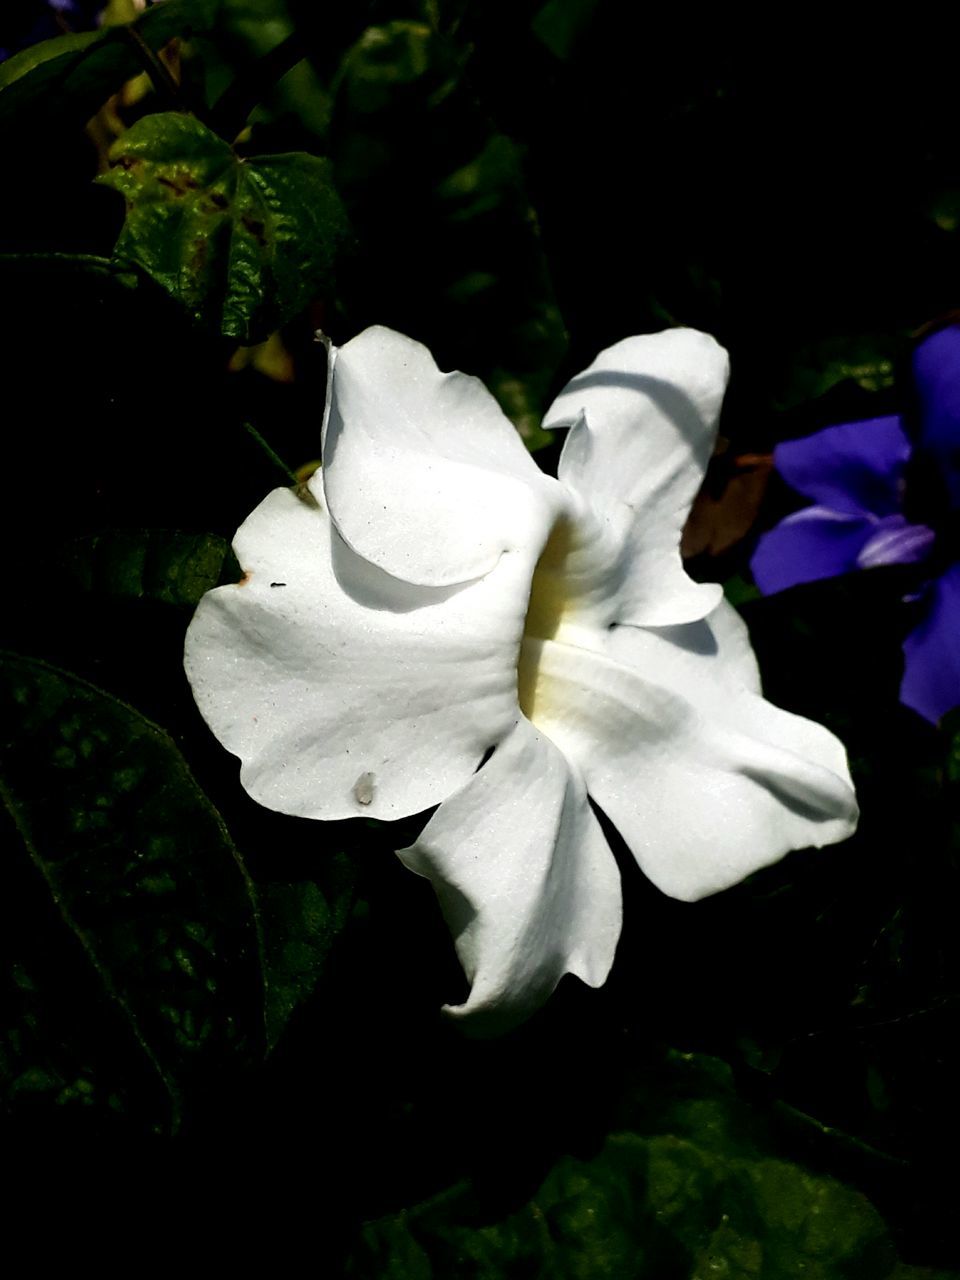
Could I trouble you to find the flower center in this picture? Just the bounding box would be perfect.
[521,517,578,647]
[517,509,617,723]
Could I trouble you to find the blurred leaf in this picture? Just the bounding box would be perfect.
[682,449,773,559]
[0,652,262,1132]
[773,334,900,412]
[99,111,348,340]
[0,0,221,128]
[944,709,960,788]
[436,134,524,223]
[259,855,358,1054]
[228,332,296,382]
[723,572,762,608]
[0,29,103,97]
[101,0,151,23]
[214,0,294,55]
[488,369,554,451]
[350,1052,945,1278]
[928,189,960,234]
[57,529,231,606]
[178,0,333,137]
[341,22,437,111]
[531,0,601,61]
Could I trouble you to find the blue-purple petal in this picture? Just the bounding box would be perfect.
[774,416,911,518]
[855,514,936,570]
[912,324,960,507]
[751,506,874,594]
[900,562,960,723]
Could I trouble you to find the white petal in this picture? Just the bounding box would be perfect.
[702,598,763,695]
[544,329,729,625]
[605,598,763,709]
[603,604,847,784]
[184,476,532,821]
[322,326,561,587]
[522,636,858,903]
[398,717,622,1030]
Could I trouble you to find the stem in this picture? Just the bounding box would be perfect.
[0,252,112,268]
[242,420,298,485]
[773,1098,906,1169]
[209,33,310,141]
[121,24,184,108]
[0,252,138,286]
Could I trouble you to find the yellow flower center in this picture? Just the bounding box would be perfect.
[517,521,570,721]
[517,512,615,723]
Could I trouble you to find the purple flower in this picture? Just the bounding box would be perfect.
[751,324,960,725]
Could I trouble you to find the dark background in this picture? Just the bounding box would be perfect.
[2,3,959,1274]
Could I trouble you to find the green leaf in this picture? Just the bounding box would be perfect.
[531,0,602,61]
[944,708,960,788]
[0,653,263,1132]
[0,29,104,99]
[259,855,358,1054]
[1,861,169,1132]
[723,571,762,608]
[0,0,221,128]
[772,334,900,412]
[928,187,960,233]
[349,1052,942,1279]
[341,21,436,106]
[0,30,104,100]
[487,368,555,452]
[57,529,232,607]
[98,112,348,341]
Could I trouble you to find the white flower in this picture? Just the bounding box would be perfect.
[184,325,858,1029]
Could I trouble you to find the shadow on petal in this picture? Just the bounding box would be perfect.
[556,369,711,449]
[330,520,467,614]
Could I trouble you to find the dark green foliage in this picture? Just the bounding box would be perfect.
[57,529,232,605]
[99,112,348,340]
[770,334,900,412]
[0,652,262,1132]
[0,0,221,127]
[350,1052,944,1279]
[259,861,357,1054]
[1,0,960,1270]
[0,649,359,1133]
